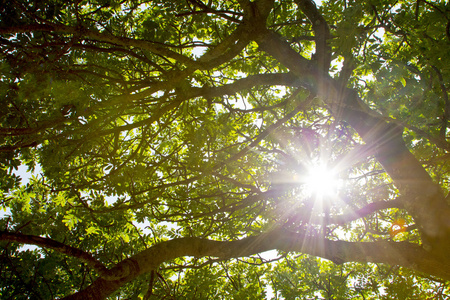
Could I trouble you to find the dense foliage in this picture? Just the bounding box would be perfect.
[1,0,449,299]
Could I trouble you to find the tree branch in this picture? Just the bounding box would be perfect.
[0,230,122,280]
[331,198,404,225]
[0,24,195,67]
[62,229,450,300]
[294,0,332,71]
[430,65,450,138]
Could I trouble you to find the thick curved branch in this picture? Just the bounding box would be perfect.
[195,25,251,69]
[0,230,121,280]
[188,72,309,99]
[194,0,274,69]
[63,229,450,300]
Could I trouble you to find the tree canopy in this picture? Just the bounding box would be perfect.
[1,0,450,299]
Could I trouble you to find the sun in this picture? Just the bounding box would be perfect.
[304,163,341,197]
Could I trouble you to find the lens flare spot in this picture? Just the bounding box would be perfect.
[390,219,407,237]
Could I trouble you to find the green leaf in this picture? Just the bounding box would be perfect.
[400,77,406,87]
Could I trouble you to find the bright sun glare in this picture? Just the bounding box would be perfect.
[304,164,341,197]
